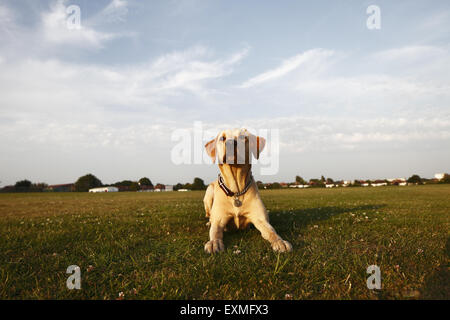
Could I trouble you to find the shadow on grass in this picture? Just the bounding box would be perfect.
[420,237,450,299]
[222,204,386,248]
[269,204,386,232]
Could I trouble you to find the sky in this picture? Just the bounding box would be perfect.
[0,0,449,186]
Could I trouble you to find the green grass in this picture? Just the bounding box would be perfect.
[0,185,449,300]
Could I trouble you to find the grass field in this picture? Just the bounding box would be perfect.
[0,185,449,300]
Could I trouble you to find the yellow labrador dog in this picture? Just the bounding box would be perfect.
[203,128,292,254]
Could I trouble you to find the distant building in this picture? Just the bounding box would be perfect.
[372,180,387,187]
[47,183,74,192]
[289,184,310,188]
[387,178,406,183]
[165,185,173,191]
[177,189,190,192]
[117,185,130,192]
[325,184,335,188]
[138,185,154,192]
[360,181,370,187]
[89,186,119,193]
[389,179,407,186]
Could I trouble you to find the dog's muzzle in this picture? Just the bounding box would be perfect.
[223,139,248,164]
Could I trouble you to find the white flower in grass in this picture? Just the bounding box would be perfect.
[285,293,293,299]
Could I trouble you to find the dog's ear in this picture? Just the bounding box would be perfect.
[249,134,266,160]
[205,137,217,163]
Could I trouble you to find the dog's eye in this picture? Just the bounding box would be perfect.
[219,136,225,142]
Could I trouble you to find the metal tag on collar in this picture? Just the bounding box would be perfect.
[234,196,242,207]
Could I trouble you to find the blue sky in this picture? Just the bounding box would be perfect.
[0,0,449,186]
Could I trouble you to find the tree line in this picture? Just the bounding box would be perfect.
[0,174,208,192]
[1,173,449,193]
[257,173,450,189]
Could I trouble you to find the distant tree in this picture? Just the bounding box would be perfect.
[154,183,165,190]
[407,174,422,184]
[129,181,140,191]
[74,174,102,192]
[114,180,133,187]
[295,175,306,185]
[266,182,281,189]
[326,178,334,184]
[351,180,362,187]
[310,178,325,188]
[12,180,48,192]
[320,175,326,182]
[15,180,32,188]
[192,177,207,190]
[423,178,438,184]
[138,177,153,187]
[173,183,184,191]
[442,173,450,184]
[256,180,265,189]
[32,183,48,192]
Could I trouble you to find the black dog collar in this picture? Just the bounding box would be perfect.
[218,173,253,207]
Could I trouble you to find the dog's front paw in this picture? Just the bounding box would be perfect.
[204,239,225,254]
[271,239,292,253]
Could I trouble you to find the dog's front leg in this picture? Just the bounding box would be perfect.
[204,216,230,254]
[250,213,292,253]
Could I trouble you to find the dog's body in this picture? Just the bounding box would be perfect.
[203,128,292,254]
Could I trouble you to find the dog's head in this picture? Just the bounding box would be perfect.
[205,128,266,164]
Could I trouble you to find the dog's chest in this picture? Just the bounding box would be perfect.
[228,199,250,218]
[227,205,251,230]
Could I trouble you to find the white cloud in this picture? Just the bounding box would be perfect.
[100,0,129,23]
[0,44,253,185]
[0,3,14,24]
[371,45,447,64]
[41,0,117,49]
[0,4,21,44]
[419,10,450,31]
[152,46,249,94]
[1,1,449,184]
[240,49,334,88]
[0,1,131,55]
[237,115,450,154]
[0,45,249,126]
